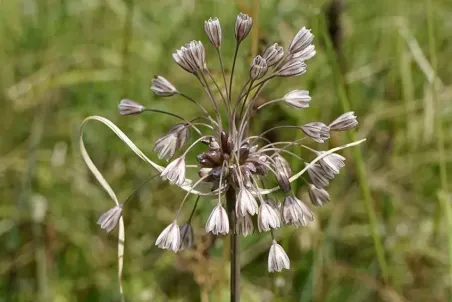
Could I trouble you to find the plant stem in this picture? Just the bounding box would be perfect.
[226,188,240,302]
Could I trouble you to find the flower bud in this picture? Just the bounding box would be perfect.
[118,99,145,115]
[301,122,330,143]
[288,27,314,54]
[262,43,284,66]
[283,90,311,108]
[204,17,222,48]
[235,13,252,42]
[275,58,306,77]
[329,111,358,131]
[250,55,268,80]
[151,76,179,97]
[308,184,330,207]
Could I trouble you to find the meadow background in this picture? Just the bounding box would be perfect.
[1,0,452,301]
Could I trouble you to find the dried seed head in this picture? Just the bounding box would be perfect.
[329,111,358,131]
[236,213,254,237]
[275,59,307,77]
[205,203,229,235]
[268,240,290,272]
[118,99,145,115]
[258,202,281,232]
[204,17,222,48]
[288,27,314,54]
[151,76,179,97]
[301,122,330,143]
[161,157,186,186]
[236,187,259,216]
[262,43,284,66]
[235,13,253,42]
[283,90,311,108]
[308,184,330,207]
[172,47,196,73]
[97,204,123,233]
[186,40,206,70]
[179,223,194,250]
[155,221,180,252]
[250,55,268,80]
[281,196,313,227]
[318,152,345,175]
[306,162,332,188]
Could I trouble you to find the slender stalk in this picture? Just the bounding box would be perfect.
[320,16,390,283]
[226,188,240,302]
[426,0,452,294]
[229,43,241,103]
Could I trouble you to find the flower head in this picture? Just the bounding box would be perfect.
[97,204,123,233]
[82,12,364,277]
[155,221,180,252]
[268,241,290,272]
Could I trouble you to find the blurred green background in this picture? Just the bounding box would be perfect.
[1,0,452,301]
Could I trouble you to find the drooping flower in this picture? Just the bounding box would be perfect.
[329,111,358,131]
[206,203,229,235]
[151,76,179,97]
[258,201,281,232]
[97,204,123,233]
[155,221,181,252]
[308,184,330,207]
[236,213,254,237]
[283,90,311,108]
[161,157,186,186]
[268,240,290,272]
[179,223,194,250]
[236,187,259,217]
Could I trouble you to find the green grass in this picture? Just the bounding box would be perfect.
[1,0,452,301]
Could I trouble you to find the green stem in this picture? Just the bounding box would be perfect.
[226,188,240,302]
[320,15,390,283]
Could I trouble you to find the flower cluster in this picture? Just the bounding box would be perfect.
[91,12,362,274]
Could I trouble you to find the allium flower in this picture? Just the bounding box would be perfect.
[250,55,268,80]
[262,43,284,66]
[268,240,290,272]
[301,122,330,143]
[206,203,229,235]
[80,12,365,290]
[329,111,358,131]
[281,196,313,227]
[97,204,123,233]
[283,90,311,108]
[235,13,252,42]
[236,187,258,217]
[179,223,194,250]
[288,27,314,54]
[204,17,222,48]
[151,76,179,96]
[155,221,180,252]
[153,124,189,160]
[308,184,330,207]
[161,157,186,186]
[258,202,281,232]
[118,99,144,115]
[236,213,254,237]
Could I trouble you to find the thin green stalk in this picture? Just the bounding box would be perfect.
[426,0,452,295]
[226,189,240,302]
[320,16,390,283]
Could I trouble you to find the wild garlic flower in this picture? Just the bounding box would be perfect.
[81,12,365,276]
